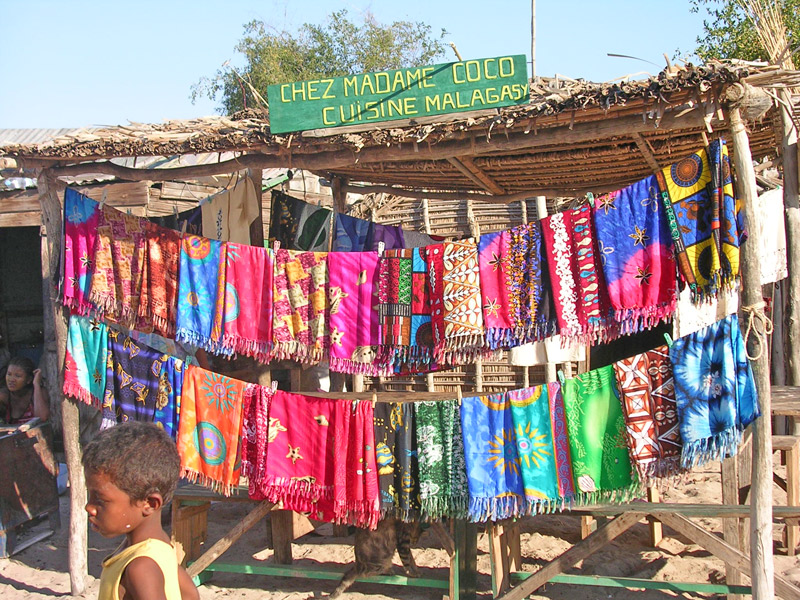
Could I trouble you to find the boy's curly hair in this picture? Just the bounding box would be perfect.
[82,421,180,504]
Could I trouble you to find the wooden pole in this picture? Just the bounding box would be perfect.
[530,0,536,79]
[38,171,87,595]
[727,91,773,600]
[778,88,800,386]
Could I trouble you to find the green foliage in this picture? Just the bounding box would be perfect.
[691,0,800,62]
[192,10,448,115]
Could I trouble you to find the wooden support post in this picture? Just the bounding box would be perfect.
[646,486,663,548]
[779,88,800,387]
[38,172,87,596]
[270,510,295,565]
[497,512,643,600]
[449,518,477,600]
[787,438,800,556]
[722,453,745,600]
[249,168,264,246]
[186,500,274,578]
[727,92,774,600]
[489,521,523,597]
[422,198,432,235]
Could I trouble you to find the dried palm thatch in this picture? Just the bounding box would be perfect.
[2,61,797,203]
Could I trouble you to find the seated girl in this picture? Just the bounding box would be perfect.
[0,357,50,425]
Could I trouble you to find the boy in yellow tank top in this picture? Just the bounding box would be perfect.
[83,422,199,600]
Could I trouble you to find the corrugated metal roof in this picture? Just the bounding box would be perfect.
[0,128,88,147]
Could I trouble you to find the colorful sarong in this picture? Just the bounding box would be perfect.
[63,314,107,407]
[177,364,247,495]
[438,239,485,364]
[272,249,329,363]
[508,222,556,344]
[547,382,576,501]
[220,243,273,362]
[479,230,515,349]
[414,400,469,519]
[102,330,164,425]
[138,224,180,337]
[426,244,447,364]
[379,249,413,363]
[461,391,525,521]
[328,251,390,375]
[241,384,272,500]
[269,190,332,251]
[154,356,183,440]
[373,402,401,514]
[593,175,677,333]
[368,223,405,251]
[62,188,101,314]
[509,385,560,512]
[332,213,371,252]
[256,390,337,520]
[393,403,421,521]
[408,247,435,371]
[670,314,759,468]
[175,235,230,354]
[613,345,683,482]
[541,206,614,343]
[562,366,636,503]
[90,205,149,326]
[656,140,745,302]
[333,399,381,529]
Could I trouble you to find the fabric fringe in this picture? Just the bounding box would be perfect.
[270,340,328,364]
[435,333,487,365]
[569,481,643,507]
[329,356,393,377]
[175,327,233,356]
[485,327,516,351]
[467,494,526,523]
[680,426,743,469]
[62,297,96,316]
[62,381,102,409]
[636,456,684,487]
[89,292,136,327]
[334,500,381,530]
[689,273,738,305]
[221,335,273,363]
[420,495,469,521]
[149,313,176,339]
[611,302,677,336]
[180,467,236,497]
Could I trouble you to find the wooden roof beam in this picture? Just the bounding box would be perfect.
[446,156,506,195]
[631,132,662,172]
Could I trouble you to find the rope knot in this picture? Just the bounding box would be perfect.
[741,301,773,361]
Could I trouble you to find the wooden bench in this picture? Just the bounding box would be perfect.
[773,435,800,556]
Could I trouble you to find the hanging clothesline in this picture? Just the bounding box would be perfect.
[60,140,746,378]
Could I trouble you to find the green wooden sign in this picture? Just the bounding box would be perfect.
[267,54,529,134]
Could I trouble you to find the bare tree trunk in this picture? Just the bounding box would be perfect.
[38,172,87,595]
[728,101,774,600]
[779,89,800,385]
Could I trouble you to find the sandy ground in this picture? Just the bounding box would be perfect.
[3,457,800,600]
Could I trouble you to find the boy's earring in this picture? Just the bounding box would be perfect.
[125,524,131,529]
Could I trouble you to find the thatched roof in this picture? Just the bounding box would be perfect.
[3,61,798,201]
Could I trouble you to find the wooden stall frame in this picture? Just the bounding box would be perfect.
[16,65,799,598]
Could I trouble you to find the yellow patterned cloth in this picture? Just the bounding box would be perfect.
[271,249,330,363]
[656,140,744,302]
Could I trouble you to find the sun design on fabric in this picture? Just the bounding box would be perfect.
[487,429,521,476]
[201,373,236,412]
[515,423,551,469]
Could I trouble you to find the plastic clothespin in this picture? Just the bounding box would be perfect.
[456,386,462,406]
[663,332,673,348]
[585,192,594,204]
[100,188,108,208]
[557,370,566,385]
[372,390,378,408]
[377,241,385,256]
[273,240,281,252]
[180,219,188,238]
[270,380,278,393]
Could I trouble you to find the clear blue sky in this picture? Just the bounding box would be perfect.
[0,0,708,129]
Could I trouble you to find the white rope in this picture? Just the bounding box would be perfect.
[741,301,774,361]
